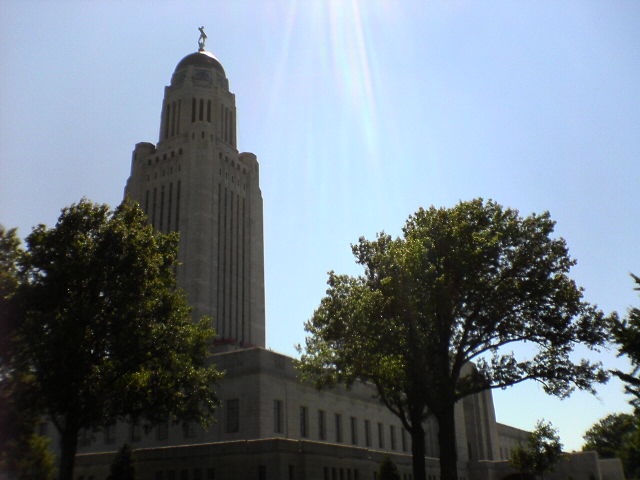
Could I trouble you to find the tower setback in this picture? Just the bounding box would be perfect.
[125,41,265,348]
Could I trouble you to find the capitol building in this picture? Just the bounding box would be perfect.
[68,32,622,480]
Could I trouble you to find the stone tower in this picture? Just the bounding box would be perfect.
[125,32,265,348]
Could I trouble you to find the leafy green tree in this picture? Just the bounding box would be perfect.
[0,225,56,480]
[378,457,401,480]
[510,420,563,480]
[583,413,640,480]
[582,413,635,458]
[611,274,640,409]
[107,444,136,480]
[298,199,608,480]
[10,199,222,480]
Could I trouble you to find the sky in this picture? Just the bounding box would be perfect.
[1,0,639,453]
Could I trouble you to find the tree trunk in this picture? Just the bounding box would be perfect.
[410,423,427,480]
[58,423,79,480]
[435,402,458,480]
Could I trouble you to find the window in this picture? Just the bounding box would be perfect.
[157,421,168,441]
[300,406,308,438]
[183,422,195,439]
[377,422,384,448]
[79,428,93,447]
[364,420,371,447]
[318,410,326,440]
[104,424,116,444]
[335,413,342,443]
[130,423,141,442]
[350,416,357,445]
[226,399,239,433]
[390,425,396,450]
[401,428,407,452]
[274,399,284,434]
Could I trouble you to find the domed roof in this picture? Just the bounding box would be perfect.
[174,50,225,76]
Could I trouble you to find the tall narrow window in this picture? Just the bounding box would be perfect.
[350,416,357,445]
[170,101,176,136]
[318,410,326,440]
[175,181,181,230]
[130,423,141,442]
[273,399,284,434]
[401,428,407,452]
[191,98,196,122]
[364,420,371,447]
[335,413,342,443]
[159,185,165,231]
[377,422,384,448]
[390,425,396,450]
[167,182,173,230]
[207,100,212,122]
[300,406,308,438]
[164,103,170,139]
[157,421,168,441]
[104,424,116,444]
[226,399,239,433]
[176,99,181,134]
[199,98,204,121]
[152,188,157,227]
[224,108,228,142]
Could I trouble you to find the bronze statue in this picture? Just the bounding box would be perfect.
[198,26,207,50]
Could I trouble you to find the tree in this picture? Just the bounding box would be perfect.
[378,457,401,480]
[107,444,136,480]
[582,413,635,459]
[298,199,608,480]
[510,420,562,480]
[0,225,56,480]
[583,413,640,480]
[611,274,640,409]
[9,199,222,480]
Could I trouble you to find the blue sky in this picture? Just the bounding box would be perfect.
[1,1,638,452]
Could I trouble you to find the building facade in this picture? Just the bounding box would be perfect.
[124,41,265,348]
[70,34,623,480]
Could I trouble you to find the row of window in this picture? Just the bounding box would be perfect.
[224,398,409,453]
[79,420,195,447]
[163,98,235,145]
[300,405,407,451]
[145,181,181,233]
[155,468,215,480]
[323,466,360,480]
[145,148,183,166]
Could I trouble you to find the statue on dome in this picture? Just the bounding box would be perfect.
[198,26,207,51]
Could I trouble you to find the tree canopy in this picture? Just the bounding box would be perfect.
[611,274,640,409]
[510,420,563,480]
[298,199,609,480]
[4,199,222,480]
[583,413,640,480]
